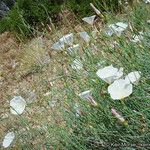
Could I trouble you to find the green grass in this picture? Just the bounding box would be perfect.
[0,0,129,38]
[1,1,150,150]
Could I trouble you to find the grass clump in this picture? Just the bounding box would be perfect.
[0,0,64,36]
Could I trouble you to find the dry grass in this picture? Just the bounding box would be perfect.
[0,19,81,148]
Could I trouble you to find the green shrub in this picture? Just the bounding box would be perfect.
[0,0,126,36]
[0,0,64,36]
[0,5,32,37]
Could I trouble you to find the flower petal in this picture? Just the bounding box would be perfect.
[79,31,90,43]
[106,22,128,36]
[131,32,144,43]
[10,96,26,115]
[60,33,74,46]
[51,41,64,51]
[2,132,15,148]
[108,79,133,100]
[79,90,91,100]
[82,15,96,25]
[96,65,123,84]
[115,22,128,29]
[144,0,150,3]
[125,71,141,85]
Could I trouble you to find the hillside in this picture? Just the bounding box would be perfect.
[0,1,150,149]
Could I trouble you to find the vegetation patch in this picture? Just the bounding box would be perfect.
[1,1,150,149]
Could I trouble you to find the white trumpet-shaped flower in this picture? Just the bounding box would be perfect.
[71,59,83,70]
[51,40,64,51]
[79,31,90,43]
[82,15,96,25]
[106,22,128,36]
[96,65,123,84]
[10,96,26,115]
[60,33,74,46]
[108,79,133,100]
[131,32,144,43]
[79,90,91,99]
[125,71,141,85]
[67,44,81,54]
[79,90,97,106]
[131,35,143,43]
[2,132,15,148]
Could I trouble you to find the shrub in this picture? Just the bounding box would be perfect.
[0,0,64,36]
[0,0,126,37]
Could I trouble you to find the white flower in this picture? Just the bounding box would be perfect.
[125,71,141,85]
[79,31,90,43]
[10,96,26,115]
[51,40,64,51]
[67,44,81,54]
[115,22,128,29]
[60,33,74,46]
[51,33,73,50]
[108,79,133,100]
[144,0,150,3]
[79,90,97,106]
[2,132,15,148]
[82,15,96,25]
[71,59,83,70]
[131,32,144,43]
[79,90,91,99]
[131,35,143,43]
[96,65,123,84]
[116,67,124,78]
[106,22,128,36]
